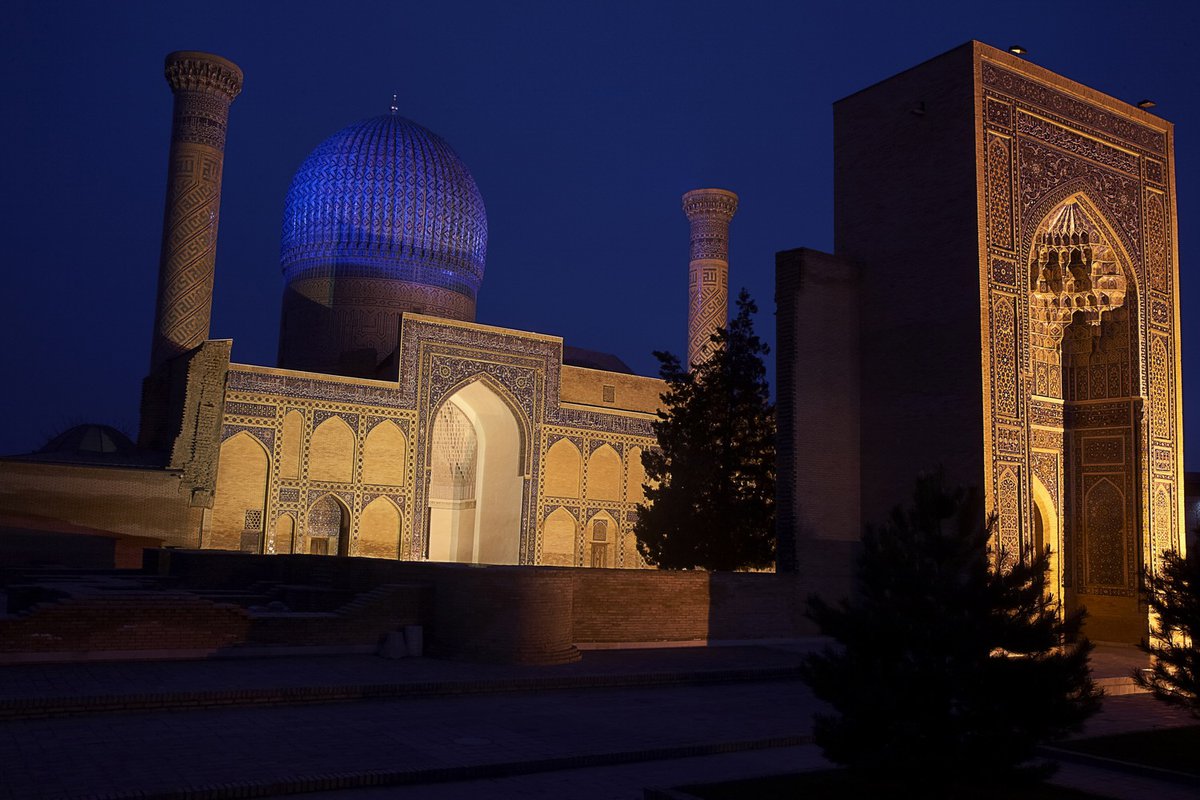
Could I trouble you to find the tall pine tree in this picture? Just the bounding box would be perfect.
[634,290,775,571]
[1134,547,1200,717]
[801,472,1101,788]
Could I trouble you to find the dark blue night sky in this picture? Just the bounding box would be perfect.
[4,1,1199,464]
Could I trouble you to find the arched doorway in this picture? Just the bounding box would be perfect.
[1029,475,1060,607]
[426,380,525,564]
[308,494,350,556]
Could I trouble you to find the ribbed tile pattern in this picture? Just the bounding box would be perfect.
[281,115,487,298]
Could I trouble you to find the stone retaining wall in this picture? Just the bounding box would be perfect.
[0,551,832,664]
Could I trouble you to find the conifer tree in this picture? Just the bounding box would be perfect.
[1134,547,1200,717]
[634,290,775,571]
[801,473,1101,787]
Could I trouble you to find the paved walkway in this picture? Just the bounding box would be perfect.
[273,746,832,800]
[0,644,813,718]
[0,643,814,701]
[0,640,1139,711]
[1,668,811,799]
[0,644,1194,800]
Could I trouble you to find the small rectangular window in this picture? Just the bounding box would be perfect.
[602,385,616,403]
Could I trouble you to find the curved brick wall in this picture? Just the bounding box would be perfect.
[428,565,579,664]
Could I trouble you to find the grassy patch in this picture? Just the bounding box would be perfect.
[1057,724,1200,775]
[676,769,1105,799]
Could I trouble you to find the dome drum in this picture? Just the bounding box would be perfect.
[279,275,476,377]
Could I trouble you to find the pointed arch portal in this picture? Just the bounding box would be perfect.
[426,380,525,565]
[1021,193,1144,634]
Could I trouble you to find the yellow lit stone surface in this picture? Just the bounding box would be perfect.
[541,507,578,567]
[209,432,268,551]
[623,530,644,569]
[625,447,646,505]
[585,511,617,568]
[559,366,663,413]
[544,439,582,498]
[362,421,407,487]
[309,417,354,483]
[585,445,622,501]
[0,460,196,546]
[356,497,401,558]
[280,411,303,479]
[271,513,294,554]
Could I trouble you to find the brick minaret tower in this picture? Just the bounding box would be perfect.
[682,188,738,368]
[149,51,243,372]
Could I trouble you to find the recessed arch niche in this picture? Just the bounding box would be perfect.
[1025,192,1141,624]
[426,379,525,565]
[540,507,577,566]
[209,432,270,552]
[356,496,401,559]
[307,494,350,556]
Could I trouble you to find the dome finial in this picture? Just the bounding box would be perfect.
[390,93,398,115]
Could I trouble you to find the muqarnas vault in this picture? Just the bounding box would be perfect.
[777,42,1184,642]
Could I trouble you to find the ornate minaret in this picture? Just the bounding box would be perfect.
[682,188,738,368]
[149,51,243,372]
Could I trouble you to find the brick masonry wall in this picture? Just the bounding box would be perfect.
[834,43,986,526]
[428,566,578,663]
[150,552,581,663]
[155,551,823,646]
[0,461,196,547]
[570,569,817,642]
[774,248,862,578]
[0,583,431,661]
[571,569,711,641]
[559,366,665,414]
[0,530,116,569]
[0,592,252,655]
[0,526,162,570]
[1,552,831,663]
[246,584,430,647]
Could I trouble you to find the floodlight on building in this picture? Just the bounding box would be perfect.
[1137,99,1157,109]
[1008,45,1027,55]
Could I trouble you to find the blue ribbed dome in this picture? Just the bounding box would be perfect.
[280,114,487,298]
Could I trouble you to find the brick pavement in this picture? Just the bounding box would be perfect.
[1050,758,1199,800]
[1074,693,1196,737]
[273,742,1200,800]
[0,643,814,701]
[0,644,815,719]
[0,644,1194,800]
[0,640,1142,710]
[275,746,832,800]
[0,676,812,800]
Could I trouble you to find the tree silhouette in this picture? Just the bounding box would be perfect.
[1134,547,1200,717]
[634,290,775,571]
[801,472,1101,788]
